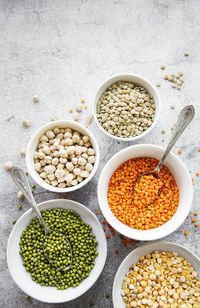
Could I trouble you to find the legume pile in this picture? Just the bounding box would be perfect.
[121,251,200,308]
[108,157,179,230]
[19,208,98,289]
[34,127,96,188]
[44,231,72,270]
[96,81,156,138]
[134,175,163,208]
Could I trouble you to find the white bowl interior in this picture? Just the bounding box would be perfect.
[92,74,160,141]
[98,144,193,241]
[113,242,200,308]
[7,199,107,303]
[26,120,100,193]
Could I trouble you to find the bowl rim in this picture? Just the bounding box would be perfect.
[7,199,107,303]
[112,241,200,308]
[97,144,193,241]
[92,73,160,141]
[26,120,100,193]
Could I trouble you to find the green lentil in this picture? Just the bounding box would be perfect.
[26,295,30,300]
[19,208,98,290]
[12,219,16,224]
[90,301,95,307]
[32,185,35,189]
[18,204,22,210]
[106,293,110,298]
[25,172,28,176]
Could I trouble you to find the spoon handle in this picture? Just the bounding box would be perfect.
[156,105,195,172]
[11,167,49,230]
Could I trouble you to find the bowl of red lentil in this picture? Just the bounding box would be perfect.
[97,144,193,241]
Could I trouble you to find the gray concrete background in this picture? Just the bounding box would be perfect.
[0,0,200,307]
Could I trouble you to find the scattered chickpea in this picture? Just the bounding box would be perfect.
[22,119,31,127]
[20,148,26,156]
[161,129,166,134]
[50,114,58,121]
[4,161,13,171]
[76,104,82,112]
[185,52,189,56]
[73,112,80,121]
[33,95,39,102]
[18,191,24,200]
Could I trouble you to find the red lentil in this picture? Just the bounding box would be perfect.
[108,157,179,230]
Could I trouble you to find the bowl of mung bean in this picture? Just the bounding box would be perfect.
[92,74,160,141]
[7,199,107,303]
[98,144,193,241]
[26,120,100,193]
[112,241,200,308]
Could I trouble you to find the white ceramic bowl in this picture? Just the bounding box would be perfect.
[98,144,193,241]
[112,242,200,308]
[92,73,160,141]
[26,120,100,193]
[7,199,107,303]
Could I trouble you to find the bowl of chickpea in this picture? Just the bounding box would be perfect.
[26,120,100,193]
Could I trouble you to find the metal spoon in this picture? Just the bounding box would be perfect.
[11,166,72,271]
[133,105,195,205]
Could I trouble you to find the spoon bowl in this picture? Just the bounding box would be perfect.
[133,105,195,207]
[11,167,73,271]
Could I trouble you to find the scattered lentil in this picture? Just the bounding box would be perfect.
[184,230,189,236]
[12,219,16,224]
[171,105,175,110]
[185,52,189,56]
[156,83,161,87]
[194,211,198,216]
[192,218,196,223]
[18,204,22,210]
[195,223,199,227]
[161,65,165,70]
[178,150,182,154]
[164,75,168,80]
[196,172,199,176]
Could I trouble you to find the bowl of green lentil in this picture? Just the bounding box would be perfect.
[92,74,160,141]
[7,199,107,303]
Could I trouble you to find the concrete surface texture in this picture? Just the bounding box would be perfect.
[0,0,200,307]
